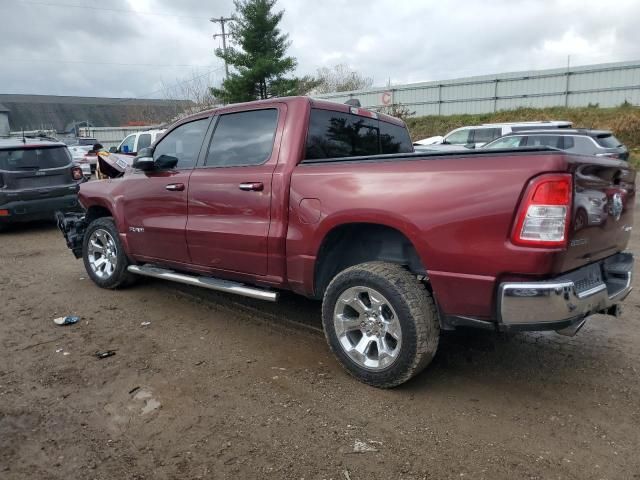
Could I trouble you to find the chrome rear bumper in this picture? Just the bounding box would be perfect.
[498,252,633,331]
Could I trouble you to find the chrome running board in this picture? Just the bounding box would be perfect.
[127,265,279,302]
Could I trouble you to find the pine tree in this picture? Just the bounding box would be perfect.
[212,0,309,103]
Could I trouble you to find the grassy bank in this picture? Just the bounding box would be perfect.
[405,105,640,166]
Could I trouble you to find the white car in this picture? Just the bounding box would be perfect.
[67,145,93,178]
[415,121,573,151]
[109,129,165,156]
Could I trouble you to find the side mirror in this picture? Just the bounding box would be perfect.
[465,143,476,149]
[109,146,117,153]
[132,147,155,171]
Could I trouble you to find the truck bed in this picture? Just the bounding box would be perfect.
[287,147,635,319]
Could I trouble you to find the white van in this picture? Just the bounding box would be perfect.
[110,129,165,155]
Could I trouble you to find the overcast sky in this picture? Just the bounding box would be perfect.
[1,0,639,99]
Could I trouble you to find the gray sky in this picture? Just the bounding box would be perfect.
[1,0,639,98]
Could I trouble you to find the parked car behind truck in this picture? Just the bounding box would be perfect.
[57,97,635,388]
[0,138,83,230]
[483,129,629,160]
[414,120,573,151]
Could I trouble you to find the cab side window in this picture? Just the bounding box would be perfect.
[153,118,209,169]
[472,128,502,144]
[444,129,470,145]
[137,133,152,151]
[205,109,278,167]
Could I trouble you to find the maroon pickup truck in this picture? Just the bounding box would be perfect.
[57,96,635,388]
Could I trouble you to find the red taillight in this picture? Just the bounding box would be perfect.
[71,166,84,181]
[511,174,572,247]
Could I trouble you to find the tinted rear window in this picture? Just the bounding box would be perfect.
[305,108,412,159]
[0,146,72,171]
[595,134,622,148]
[379,121,413,154]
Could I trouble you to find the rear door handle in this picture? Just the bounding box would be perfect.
[165,183,185,191]
[239,182,264,192]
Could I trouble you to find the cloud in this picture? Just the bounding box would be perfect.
[0,0,638,97]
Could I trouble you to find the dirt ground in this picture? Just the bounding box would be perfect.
[1,218,640,480]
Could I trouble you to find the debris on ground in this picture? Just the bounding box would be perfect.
[133,388,162,415]
[353,440,379,453]
[140,322,151,327]
[95,350,116,359]
[53,316,80,326]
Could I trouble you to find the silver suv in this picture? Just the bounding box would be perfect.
[483,129,629,161]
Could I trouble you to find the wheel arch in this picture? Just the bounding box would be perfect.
[313,222,427,299]
[85,205,113,225]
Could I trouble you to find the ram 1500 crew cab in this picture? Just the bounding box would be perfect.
[57,97,635,387]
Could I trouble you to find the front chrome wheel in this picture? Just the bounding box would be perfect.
[333,286,402,371]
[87,228,118,279]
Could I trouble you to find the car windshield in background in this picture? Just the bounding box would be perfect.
[305,108,413,159]
[0,146,72,171]
[595,134,622,148]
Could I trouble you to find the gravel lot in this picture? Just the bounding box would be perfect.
[1,217,639,479]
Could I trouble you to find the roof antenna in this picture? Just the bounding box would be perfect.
[22,127,26,144]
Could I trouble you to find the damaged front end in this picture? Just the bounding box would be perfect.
[55,211,87,259]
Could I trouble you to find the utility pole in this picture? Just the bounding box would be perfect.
[210,16,233,80]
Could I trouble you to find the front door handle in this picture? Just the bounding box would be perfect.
[165,183,185,191]
[239,182,264,192]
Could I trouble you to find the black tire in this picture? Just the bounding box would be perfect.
[82,217,136,289]
[322,261,440,388]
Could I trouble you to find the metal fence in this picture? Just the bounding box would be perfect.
[315,60,640,116]
[78,126,161,149]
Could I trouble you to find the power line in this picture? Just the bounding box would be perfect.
[107,66,225,105]
[12,0,209,19]
[6,58,214,68]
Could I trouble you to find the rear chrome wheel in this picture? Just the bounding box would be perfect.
[322,262,440,388]
[87,228,118,279]
[334,286,402,371]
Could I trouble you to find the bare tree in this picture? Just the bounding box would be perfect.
[377,103,416,121]
[313,64,373,94]
[162,71,222,122]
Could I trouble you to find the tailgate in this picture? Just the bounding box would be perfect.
[561,156,635,272]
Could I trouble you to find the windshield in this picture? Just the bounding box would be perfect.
[0,146,72,171]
